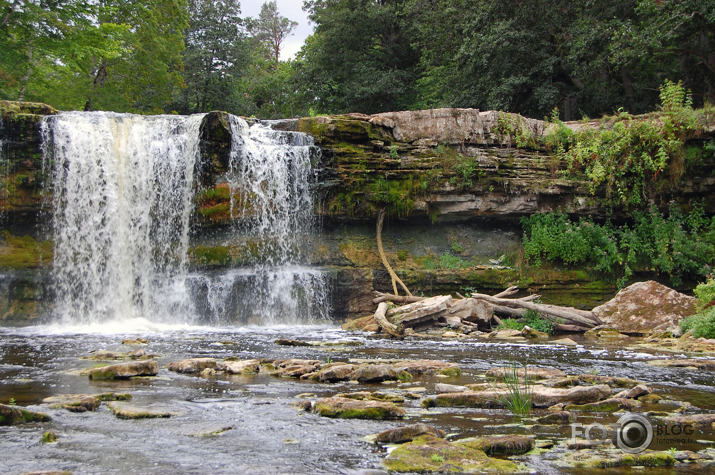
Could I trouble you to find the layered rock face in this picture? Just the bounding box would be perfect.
[1,102,712,324]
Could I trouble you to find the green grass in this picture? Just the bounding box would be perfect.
[499,362,532,416]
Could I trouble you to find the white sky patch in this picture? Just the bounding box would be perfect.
[241,0,314,60]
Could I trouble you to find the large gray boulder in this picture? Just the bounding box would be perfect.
[593,281,697,334]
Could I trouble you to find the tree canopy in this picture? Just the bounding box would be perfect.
[1,0,712,119]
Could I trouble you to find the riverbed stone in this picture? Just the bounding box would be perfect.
[435,383,470,393]
[106,402,172,419]
[456,435,534,455]
[88,360,159,379]
[551,338,578,346]
[553,448,676,469]
[392,359,461,377]
[83,349,158,361]
[531,384,612,407]
[220,359,260,374]
[537,411,573,424]
[547,374,641,388]
[663,413,715,429]
[335,391,405,403]
[614,384,651,399]
[0,403,51,425]
[312,363,355,382]
[565,397,642,412]
[593,281,697,334]
[313,396,405,420]
[376,423,445,444]
[167,358,217,374]
[272,359,321,378]
[349,364,399,383]
[648,358,715,370]
[521,325,549,339]
[42,394,102,412]
[382,434,518,473]
[486,366,566,380]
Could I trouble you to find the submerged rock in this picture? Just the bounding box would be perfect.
[456,435,534,455]
[554,448,676,469]
[83,349,158,361]
[435,383,470,393]
[376,423,445,444]
[335,391,405,403]
[313,396,405,420]
[547,374,641,388]
[382,434,518,473]
[593,281,697,334]
[167,358,217,374]
[272,359,321,378]
[87,360,159,380]
[0,403,51,425]
[663,413,715,429]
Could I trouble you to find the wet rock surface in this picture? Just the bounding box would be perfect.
[87,360,159,379]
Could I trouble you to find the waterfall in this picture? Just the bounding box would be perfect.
[40,111,329,326]
[191,118,330,325]
[42,112,204,324]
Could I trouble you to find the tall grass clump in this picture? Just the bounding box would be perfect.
[499,362,532,416]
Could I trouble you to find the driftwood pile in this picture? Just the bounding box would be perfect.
[371,286,602,339]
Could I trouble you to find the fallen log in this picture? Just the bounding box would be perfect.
[373,291,425,305]
[553,323,590,333]
[376,209,412,297]
[470,293,599,327]
[374,302,403,339]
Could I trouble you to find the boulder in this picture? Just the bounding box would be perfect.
[382,435,518,473]
[167,358,216,374]
[521,325,549,339]
[313,397,405,420]
[376,423,445,444]
[349,364,399,383]
[0,403,51,425]
[88,360,159,379]
[663,413,715,429]
[220,359,260,375]
[593,281,697,334]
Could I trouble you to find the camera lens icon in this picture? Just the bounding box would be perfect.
[613,414,653,453]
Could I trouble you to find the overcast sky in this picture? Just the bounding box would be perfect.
[240,0,314,60]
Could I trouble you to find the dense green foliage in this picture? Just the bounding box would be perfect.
[3,1,712,119]
[680,277,715,338]
[499,310,553,335]
[522,205,715,286]
[547,81,714,208]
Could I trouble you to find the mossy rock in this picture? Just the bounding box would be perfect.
[0,402,51,425]
[107,402,172,420]
[559,450,676,469]
[383,435,519,473]
[0,232,53,270]
[313,396,405,420]
[456,435,534,456]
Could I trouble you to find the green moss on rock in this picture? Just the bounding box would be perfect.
[383,435,519,473]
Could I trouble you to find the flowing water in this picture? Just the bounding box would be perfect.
[39,112,329,327]
[1,113,712,473]
[0,327,713,474]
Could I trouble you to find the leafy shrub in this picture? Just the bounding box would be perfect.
[523,309,554,334]
[438,251,466,269]
[694,277,715,310]
[522,204,715,286]
[680,307,715,339]
[499,318,524,330]
[547,80,708,208]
